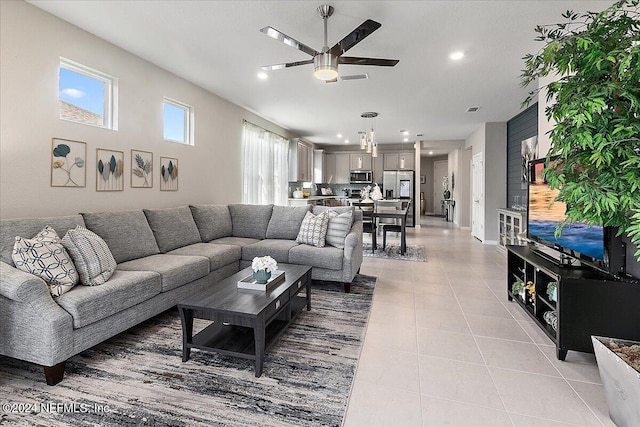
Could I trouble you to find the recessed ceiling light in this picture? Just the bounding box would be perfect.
[344,139,349,144]
[402,130,409,136]
[257,71,268,79]
[403,138,409,142]
[337,133,343,138]
[449,51,464,60]
[429,151,433,155]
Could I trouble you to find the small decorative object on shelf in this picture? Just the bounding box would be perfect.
[525,281,536,305]
[543,310,558,332]
[512,281,526,300]
[251,256,278,284]
[546,282,558,302]
[361,185,373,203]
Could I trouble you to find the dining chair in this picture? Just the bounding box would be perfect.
[352,202,376,253]
[381,200,410,250]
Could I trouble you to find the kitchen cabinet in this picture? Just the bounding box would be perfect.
[349,153,372,171]
[335,153,350,184]
[373,154,384,184]
[324,153,336,184]
[289,139,313,182]
[383,153,399,170]
[398,152,415,170]
[313,149,324,183]
[383,152,414,170]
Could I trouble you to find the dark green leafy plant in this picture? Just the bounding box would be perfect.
[521,0,640,260]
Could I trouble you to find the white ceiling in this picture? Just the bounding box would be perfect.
[30,0,612,154]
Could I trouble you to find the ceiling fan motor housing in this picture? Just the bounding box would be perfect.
[314,52,338,80]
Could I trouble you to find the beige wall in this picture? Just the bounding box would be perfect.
[0,1,292,219]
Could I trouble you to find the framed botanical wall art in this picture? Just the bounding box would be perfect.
[160,156,178,191]
[51,138,86,187]
[131,149,153,188]
[96,149,124,191]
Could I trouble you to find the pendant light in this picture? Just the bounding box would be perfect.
[361,112,378,157]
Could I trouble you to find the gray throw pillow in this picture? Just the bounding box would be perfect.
[143,206,202,253]
[266,205,312,240]
[228,204,273,240]
[325,209,354,249]
[62,226,116,286]
[12,226,78,297]
[296,211,329,248]
[82,210,159,263]
[189,204,232,242]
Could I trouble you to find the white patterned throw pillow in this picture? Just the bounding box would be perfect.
[296,211,329,248]
[325,209,353,249]
[62,226,116,286]
[12,226,79,297]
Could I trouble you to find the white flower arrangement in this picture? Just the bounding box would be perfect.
[252,255,277,273]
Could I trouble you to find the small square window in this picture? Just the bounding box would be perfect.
[163,98,193,145]
[59,58,117,129]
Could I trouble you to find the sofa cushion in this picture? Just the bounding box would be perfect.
[313,206,356,226]
[325,209,354,249]
[82,210,160,263]
[56,270,161,328]
[189,205,232,242]
[11,226,78,297]
[296,211,329,248]
[228,204,273,240]
[289,244,344,270]
[168,243,241,271]
[117,254,209,292]
[266,205,312,240]
[210,236,260,247]
[241,239,299,263]
[62,226,117,287]
[143,206,202,253]
[0,215,85,265]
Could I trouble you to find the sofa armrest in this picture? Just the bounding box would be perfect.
[343,220,363,261]
[0,261,74,366]
[0,261,51,302]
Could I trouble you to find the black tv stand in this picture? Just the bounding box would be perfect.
[506,245,640,360]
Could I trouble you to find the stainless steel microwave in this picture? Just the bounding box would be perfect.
[350,170,372,184]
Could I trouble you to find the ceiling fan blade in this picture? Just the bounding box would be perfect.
[329,19,381,57]
[339,57,399,67]
[261,60,314,71]
[260,26,319,57]
[341,73,369,81]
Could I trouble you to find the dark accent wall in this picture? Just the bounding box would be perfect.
[506,104,538,208]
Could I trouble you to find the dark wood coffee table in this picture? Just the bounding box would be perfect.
[177,263,312,377]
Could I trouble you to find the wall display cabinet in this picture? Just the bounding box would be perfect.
[497,208,526,252]
[335,153,350,184]
[507,245,640,360]
[289,139,313,182]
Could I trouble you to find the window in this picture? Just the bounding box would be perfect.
[59,58,117,129]
[242,121,289,205]
[163,98,194,145]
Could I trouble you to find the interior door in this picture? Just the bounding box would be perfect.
[433,160,448,215]
[472,152,484,241]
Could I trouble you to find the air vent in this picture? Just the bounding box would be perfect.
[466,106,480,112]
[341,73,369,81]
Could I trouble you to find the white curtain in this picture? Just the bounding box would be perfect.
[242,122,289,205]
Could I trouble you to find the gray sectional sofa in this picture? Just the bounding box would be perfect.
[0,204,363,385]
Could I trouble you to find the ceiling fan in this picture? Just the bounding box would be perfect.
[260,5,399,83]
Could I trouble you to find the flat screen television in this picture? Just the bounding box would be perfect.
[527,157,606,269]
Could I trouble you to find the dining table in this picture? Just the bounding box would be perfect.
[372,203,408,255]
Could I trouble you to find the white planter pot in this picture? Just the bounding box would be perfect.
[592,336,640,427]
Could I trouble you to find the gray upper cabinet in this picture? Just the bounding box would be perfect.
[373,154,384,184]
[289,139,313,182]
[324,153,336,184]
[313,149,324,183]
[398,152,415,170]
[384,153,399,170]
[335,153,350,183]
[349,153,372,171]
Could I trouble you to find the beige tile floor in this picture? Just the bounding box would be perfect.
[343,216,614,427]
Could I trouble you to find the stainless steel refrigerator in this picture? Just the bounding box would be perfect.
[382,170,415,227]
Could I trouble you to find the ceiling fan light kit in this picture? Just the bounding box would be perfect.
[260,4,398,82]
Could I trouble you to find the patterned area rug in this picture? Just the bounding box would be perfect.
[363,242,427,262]
[0,275,376,427]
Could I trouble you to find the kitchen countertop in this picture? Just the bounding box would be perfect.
[288,195,348,201]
